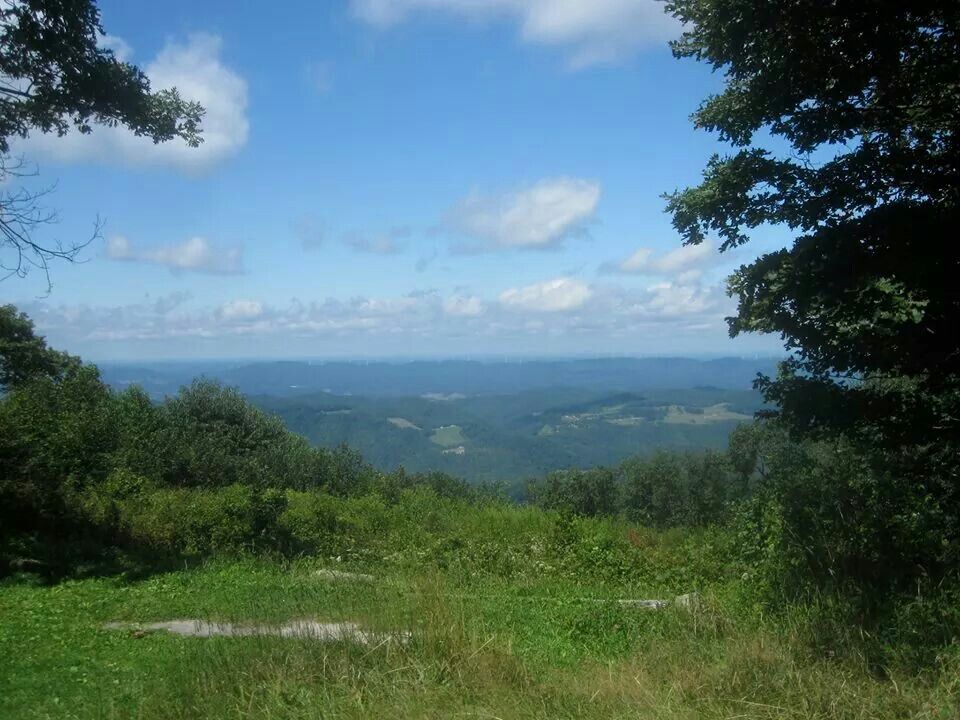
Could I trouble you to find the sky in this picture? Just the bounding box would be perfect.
[5,0,789,361]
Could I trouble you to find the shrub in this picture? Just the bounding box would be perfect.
[149,380,321,490]
[731,422,960,601]
[279,491,342,554]
[122,485,289,557]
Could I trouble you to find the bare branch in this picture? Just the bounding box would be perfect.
[0,154,99,294]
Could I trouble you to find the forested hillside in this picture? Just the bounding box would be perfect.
[255,387,763,483]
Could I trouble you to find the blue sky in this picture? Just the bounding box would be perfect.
[7,0,787,360]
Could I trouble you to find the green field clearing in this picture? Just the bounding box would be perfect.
[429,424,466,447]
[663,403,753,425]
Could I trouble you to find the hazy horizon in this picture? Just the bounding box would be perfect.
[93,352,784,365]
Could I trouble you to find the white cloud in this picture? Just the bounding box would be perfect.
[97,33,133,62]
[19,33,248,173]
[641,281,717,317]
[449,177,600,251]
[443,294,484,317]
[106,235,244,275]
[592,274,730,324]
[499,277,591,312]
[22,274,751,357]
[219,299,264,321]
[609,242,717,275]
[351,0,677,67]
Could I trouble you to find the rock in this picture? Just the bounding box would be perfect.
[104,619,408,644]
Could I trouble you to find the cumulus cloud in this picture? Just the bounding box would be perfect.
[97,33,133,62]
[19,33,248,172]
[106,235,244,275]
[499,277,592,312]
[448,177,600,251]
[351,0,678,67]
[604,241,717,276]
[606,280,722,320]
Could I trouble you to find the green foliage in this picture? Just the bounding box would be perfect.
[665,0,960,599]
[530,449,750,528]
[730,422,960,599]
[0,1,204,281]
[278,491,342,555]
[122,485,289,557]
[258,386,764,485]
[0,304,78,391]
[0,0,203,153]
[0,362,117,563]
[534,467,619,517]
[664,0,960,452]
[148,379,325,490]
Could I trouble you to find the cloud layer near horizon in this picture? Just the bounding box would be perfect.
[24,271,733,356]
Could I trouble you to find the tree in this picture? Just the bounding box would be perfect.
[664,1,959,456]
[0,0,204,286]
[0,303,78,391]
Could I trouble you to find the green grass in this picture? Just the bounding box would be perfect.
[2,551,957,719]
[1,489,955,719]
[663,403,753,425]
[429,424,466,447]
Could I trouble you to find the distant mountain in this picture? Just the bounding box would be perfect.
[99,357,781,399]
[255,385,767,485]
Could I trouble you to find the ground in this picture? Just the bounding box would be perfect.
[2,554,955,719]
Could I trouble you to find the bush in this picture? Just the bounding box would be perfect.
[279,491,342,554]
[149,380,324,490]
[0,365,120,571]
[532,467,619,517]
[530,450,747,528]
[121,484,289,557]
[730,422,960,601]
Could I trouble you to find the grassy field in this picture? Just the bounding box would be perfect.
[429,424,467,447]
[3,513,957,720]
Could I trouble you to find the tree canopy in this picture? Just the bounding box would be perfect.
[0,303,77,391]
[664,0,960,454]
[0,0,205,284]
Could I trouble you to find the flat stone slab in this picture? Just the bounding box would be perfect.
[103,619,408,644]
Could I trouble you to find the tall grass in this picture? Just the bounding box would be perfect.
[2,508,957,719]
